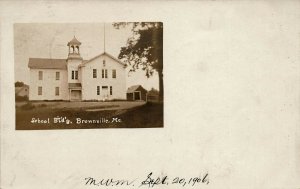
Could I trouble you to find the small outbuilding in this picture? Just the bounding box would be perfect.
[15,84,29,101]
[15,84,29,97]
[127,85,147,101]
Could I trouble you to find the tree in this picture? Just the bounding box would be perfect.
[15,81,24,87]
[113,22,163,101]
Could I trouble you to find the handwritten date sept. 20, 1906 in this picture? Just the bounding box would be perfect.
[85,172,209,188]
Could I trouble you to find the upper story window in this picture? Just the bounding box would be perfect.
[75,71,78,79]
[102,69,108,78]
[103,60,106,67]
[56,72,60,80]
[72,70,78,80]
[38,71,43,80]
[93,69,97,78]
[112,69,116,78]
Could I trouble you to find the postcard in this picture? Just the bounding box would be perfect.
[0,1,300,189]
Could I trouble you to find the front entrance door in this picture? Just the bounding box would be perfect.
[102,86,109,100]
[71,90,81,101]
[134,91,141,100]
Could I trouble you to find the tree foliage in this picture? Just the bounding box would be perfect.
[15,81,24,87]
[113,22,163,100]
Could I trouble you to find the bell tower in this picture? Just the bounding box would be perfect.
[67,36,82,60]
[66,36,82,85]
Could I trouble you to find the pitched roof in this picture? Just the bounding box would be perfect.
[15,85,29,95]
[80,52,125,67]
[28,52,123,70]
[127,85,147,93]
[67,36,81,46]
[28,58,67,69]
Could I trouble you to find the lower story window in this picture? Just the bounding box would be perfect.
[55,87,59,96]
[38,86,42,95]
[110,86,112,95]
[97,86,100,95]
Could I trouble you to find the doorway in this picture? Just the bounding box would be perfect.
[70,90,82,101]
[102,86,109,100]
[134,91,141,100]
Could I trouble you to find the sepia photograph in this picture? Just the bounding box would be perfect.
[1,1,300,189]
[14,22,163,130]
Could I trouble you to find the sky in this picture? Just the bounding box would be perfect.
[14,23,159,90]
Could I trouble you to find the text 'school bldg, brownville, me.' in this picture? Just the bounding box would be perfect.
[28,36,126,101]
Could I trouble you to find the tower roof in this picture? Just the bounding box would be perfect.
[67,36,81,46]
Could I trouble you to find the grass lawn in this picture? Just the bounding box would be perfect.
[16,101,163,130]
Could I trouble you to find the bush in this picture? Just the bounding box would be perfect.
[15,95,29,102]
[20,102,35,110]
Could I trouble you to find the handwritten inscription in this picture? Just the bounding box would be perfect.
[140,172,168,187]
[85,177,136,187]
[84,172,209,188]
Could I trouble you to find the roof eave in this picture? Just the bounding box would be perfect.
[82,52,126,67]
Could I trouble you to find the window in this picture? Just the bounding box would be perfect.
[112,69,116,78]
[56,72,60,80]
[93,69,97,78]
[110,86,112,95]
[97,86,100,95]
[38,71,43,80]
[55,87,59,96]
[38,86,42,95]
[102,69,108,78]
[75,71,78,79]
[103,60,106,67]
[72,70,78,80]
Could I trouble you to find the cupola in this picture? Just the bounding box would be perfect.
[67,36,82,60]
